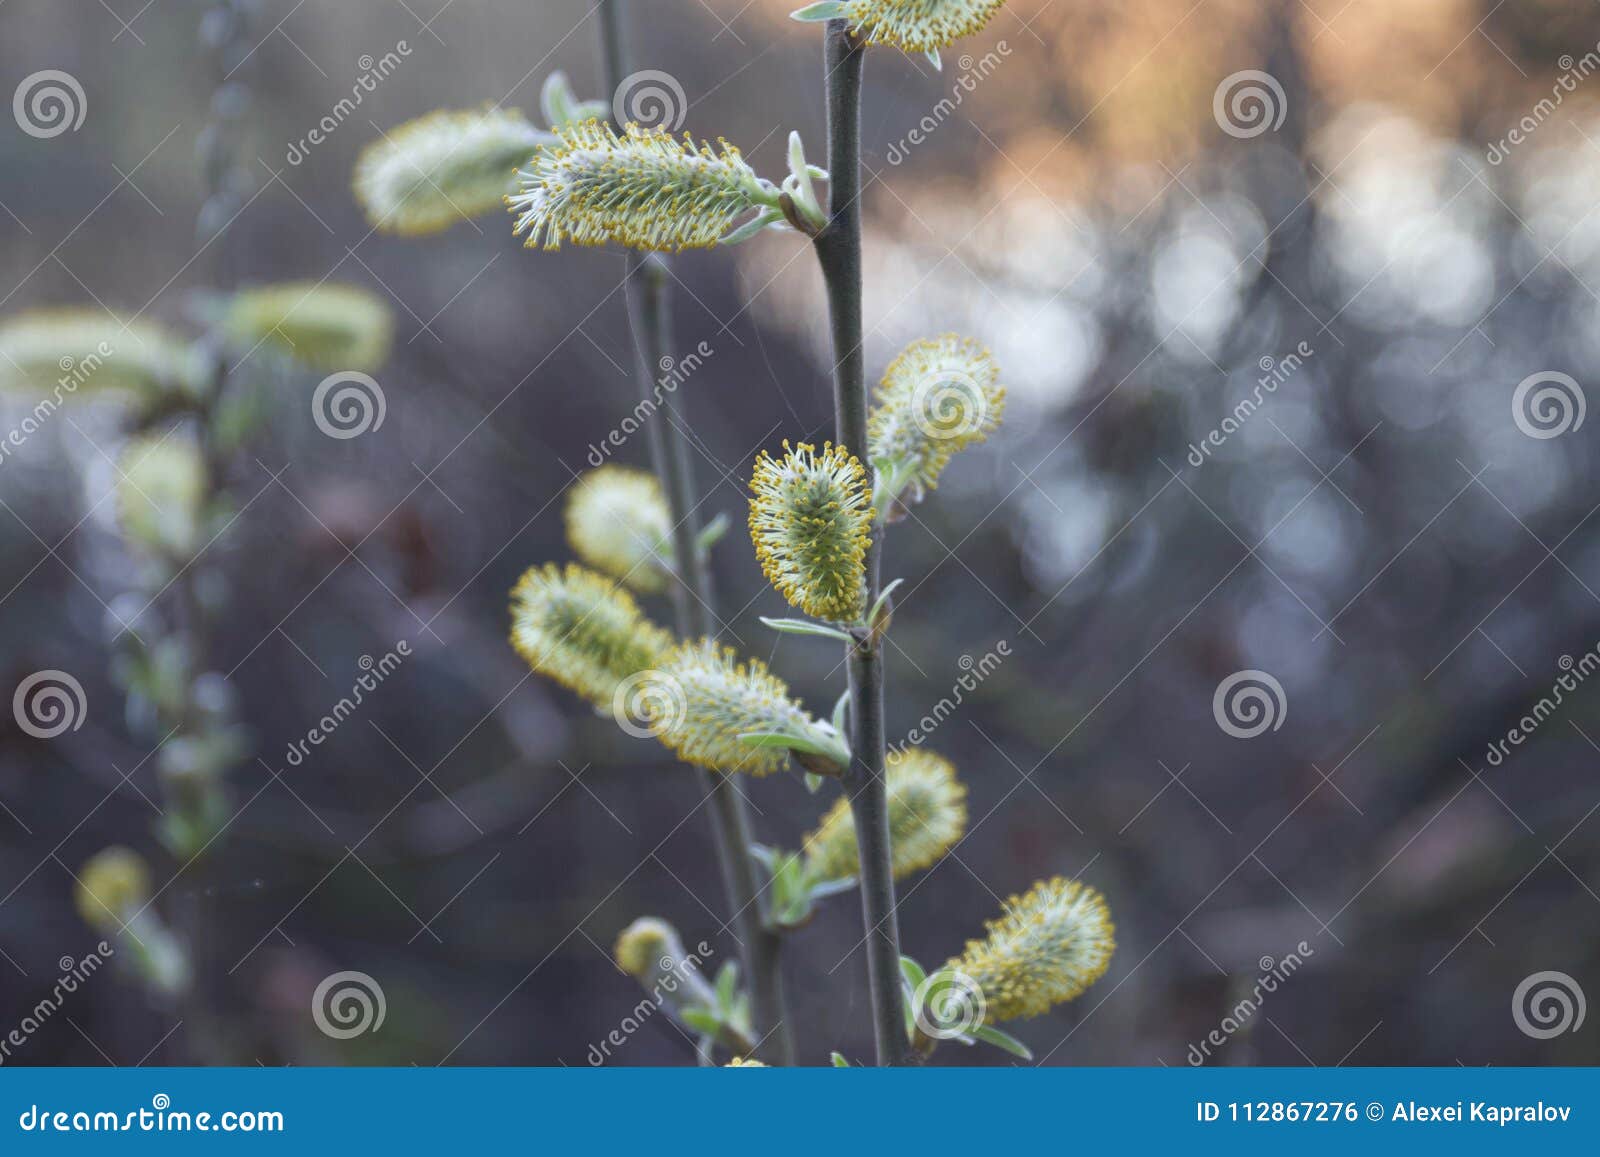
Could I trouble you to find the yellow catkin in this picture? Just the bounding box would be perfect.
[869,334,1005,498]
[354,107,550,235]
[508,563,673,707]
[509,121,766,252]
[803,748,967,882]
[653,639,824,776]
[748,440,871,622]
[74,847,151,930]
[564,466,672,594]
[222,282,392,371]
[0,310,201,399]
[840,0,1008,53]
[613,917,681,977]
[945,876,1115,1021]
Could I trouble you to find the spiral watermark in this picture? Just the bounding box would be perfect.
[1212,70,1286,139]
[1512,371,1585,439]
[611,669,686,740]
[1512,971,1586,1039]
[13,70,87,139]
[311,970,386,1039]
[913,968,986,1040]
[312,371,386,439]
[1212,669,1286,739]
[612,70,687,132]
[12,670,86,739]
[910,367,991,441]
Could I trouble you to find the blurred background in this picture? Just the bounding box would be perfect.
[2,0,1600,1066]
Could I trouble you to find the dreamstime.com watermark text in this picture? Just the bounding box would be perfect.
[17,1095,282,1134]
[586,341,714,467]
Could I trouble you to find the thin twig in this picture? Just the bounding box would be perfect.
[595,0,794,1065]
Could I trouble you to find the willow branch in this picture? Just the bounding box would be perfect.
[812,19,907,1066]
[595,0,794,1066]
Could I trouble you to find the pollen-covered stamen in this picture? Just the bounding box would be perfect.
[802,748,968,883]
[794,0,1008,54]
[354,107,552,236]
[749,440,872,623]
[509,121,780,252]
[868,334,1004,513]
[652,639,848,776]
[944,876,1115,1022]
[564,466,674,594]
[508,563,674,708]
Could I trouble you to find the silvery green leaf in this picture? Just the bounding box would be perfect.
[899,955,927,990]
[867,578,904,630]
[831,1052,850,1067]
[831,688,850,736]
[790,1,848,21]
[808,876,858,900]
[714,961,740,1012]
[720,208,785,245]
[759,616,856,644]
[541,71,578,128]
[972,1024,1033,1060]
[695,511,731,552]
[804,772,825,794]
[680,1007,722,1036]
[925,49,942,71]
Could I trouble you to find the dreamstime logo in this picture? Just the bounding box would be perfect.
[891,641,1010,757]
[1212,669,1286,739]
[1186,942,1314,1064]
[284,642,411,767]
[0,343,112,469]
[0,941,114,1065]
[911,368,990,441]
[14,70,87,139]
[311,970,386,1039]
[913,968,986,1040]
[1487,43,1600,165]
[884,43,1012,165]
[312,371,386,439]
[1512,971,1586,1039]
[613,70,687,132]
[1512,371,1585,439]
[1212,70,1286,139]
[586,340,713,466]
[12,670,86,739]
[611,669,685,739]
[286,41,412,165]
[1187,341,1314,467]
